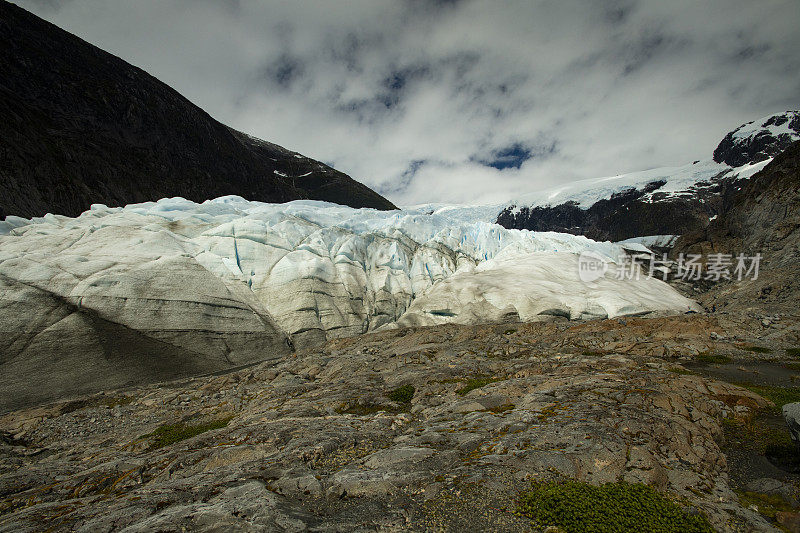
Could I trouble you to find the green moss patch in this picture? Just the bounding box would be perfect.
[486,403,515,414]
[456,376,502,396]
[696,353,732,364]
[739,384,800,414]
[144,417,232,449]
[387,385,415,404]
[745,346,772,354]
[516,480,713,533]
[722,416,793,450]
[787,348,800,358]
[736,490,795,521]
[336,387,415,416]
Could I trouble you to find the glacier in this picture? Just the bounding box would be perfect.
[0,196,700,356]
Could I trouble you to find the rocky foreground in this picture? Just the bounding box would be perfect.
[2,312,799,532]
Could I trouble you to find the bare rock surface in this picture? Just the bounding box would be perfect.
[0,315,791,532]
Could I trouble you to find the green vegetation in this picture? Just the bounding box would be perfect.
[745,346,772,354]
[387,385,415,404]
[336,386,415,415]
[736,490,795,522]
[695,353,731,364]
[722,416,793,450]
[786,347,800,358]
[456,376,501,396]
[503,328,517,335]
[738,383,800,414]
[582,350,605,357]
[144,417,232,449]
[669,367,695,375]
[516,480,713,533]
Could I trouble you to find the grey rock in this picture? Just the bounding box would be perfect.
[783,403,800,447]
[363,447,435,469]
[0,318,778,532]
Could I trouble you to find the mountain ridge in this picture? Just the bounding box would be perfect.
[495,111,800,241]
[0,0,396,220]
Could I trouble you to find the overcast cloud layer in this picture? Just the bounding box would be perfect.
[19,0,800,206]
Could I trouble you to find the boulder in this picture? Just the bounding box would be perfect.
[783,403,800,448]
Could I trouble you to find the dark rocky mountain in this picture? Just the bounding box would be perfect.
[496,111,800,242]
[713,111,800,167]
[673,140,800,313]
[0,1,396,220]
[677,140,800,263]
[496,178,727,242]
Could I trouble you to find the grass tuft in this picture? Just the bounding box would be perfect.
[456,376,501,396]
[736,490,795,521]
[144,417,232,449]
[516,480,713,533]
[738,383,800,413]
[387,385,415,404]
[745,346,772,354]
[696,353,731,364]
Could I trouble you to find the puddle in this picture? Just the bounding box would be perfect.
[685,359,800,484]
[684,360,800,388]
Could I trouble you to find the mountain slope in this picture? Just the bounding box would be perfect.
[496,111,800,241]
[0,1,396,219]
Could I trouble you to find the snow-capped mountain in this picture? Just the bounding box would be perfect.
[0,197,698,406]
[713,111,800,167]
[495,111,800,242]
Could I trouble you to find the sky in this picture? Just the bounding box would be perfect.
[18,0,800,206]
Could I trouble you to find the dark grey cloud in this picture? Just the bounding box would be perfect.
[264,53,305,90]
[17,0,800,205]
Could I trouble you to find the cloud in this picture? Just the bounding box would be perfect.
[18,0,800,206]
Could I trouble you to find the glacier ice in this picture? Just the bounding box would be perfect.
[0,196,700,351]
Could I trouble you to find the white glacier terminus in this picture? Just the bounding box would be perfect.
[0,196,699,356]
